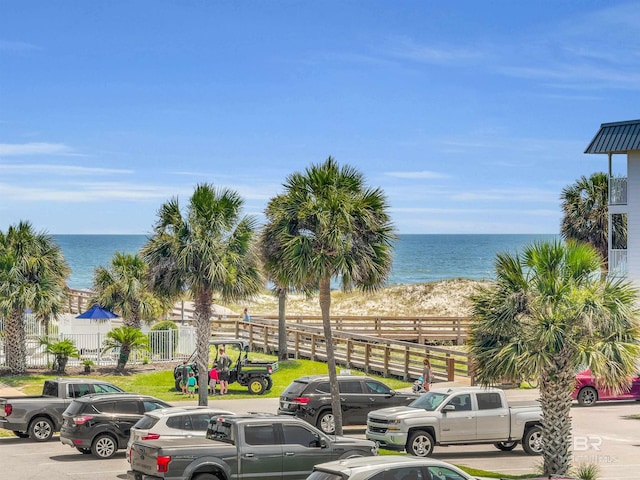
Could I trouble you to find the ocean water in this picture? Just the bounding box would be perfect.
[54,234,559,290]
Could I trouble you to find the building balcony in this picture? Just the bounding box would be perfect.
[609,248,627,276]
[609,177,627,205]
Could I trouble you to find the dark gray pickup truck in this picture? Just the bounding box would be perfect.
[0,377,123,441]
[127,413,378,480]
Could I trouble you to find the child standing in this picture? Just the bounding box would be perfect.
[187,371,197,398]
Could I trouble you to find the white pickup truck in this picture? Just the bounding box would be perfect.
[366,386,542,457]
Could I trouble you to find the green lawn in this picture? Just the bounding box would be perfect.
[0,354,413,401]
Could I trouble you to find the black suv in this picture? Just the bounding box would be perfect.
[278,375,418,434]
[60,393,171,458]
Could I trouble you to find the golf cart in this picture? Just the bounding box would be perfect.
[173,338,277,395]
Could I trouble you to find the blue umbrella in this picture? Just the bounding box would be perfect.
[76,304,119,320]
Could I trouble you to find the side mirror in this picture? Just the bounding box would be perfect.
[319,438,328,448]
[443,404,455,412]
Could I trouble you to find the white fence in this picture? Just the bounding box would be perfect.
[0,327,197,369]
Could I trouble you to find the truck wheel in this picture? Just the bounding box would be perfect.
[264,376,273,391]
[175,378,182,392]
[92,433,118,458]
[194,474,221,480]
[577,387,598,407]
[317,411,335,434]
[494,441,517,451]
[12,431,29,438]
[248,378,266,395]
[522,426,543,455]
[407,430,434,457]
[29,416,54,442]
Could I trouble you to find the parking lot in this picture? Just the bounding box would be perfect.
[2,394,639,479]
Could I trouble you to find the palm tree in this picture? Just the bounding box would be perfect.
[261,157,395,435]
[40,337,79,374]
[142,183,263,405]
[102,326,150,372]
[260,223,316,362]
[0,221,70,374]
[560,172,627,269]
[93,252,168,329]
[469,240,640,476]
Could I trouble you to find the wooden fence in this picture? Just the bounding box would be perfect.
[66,289,473,383]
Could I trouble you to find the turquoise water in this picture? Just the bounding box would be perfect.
[54,234,559,290]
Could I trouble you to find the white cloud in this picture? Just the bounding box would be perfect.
[0,40,40,51]
[0,164,132,175]
[0,182,184,202]
[386,36,485,65]
[0,143,73,156]
[385,170,450,179]
[451,187,558,203]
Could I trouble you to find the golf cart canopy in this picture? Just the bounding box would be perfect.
[209,338,250,351]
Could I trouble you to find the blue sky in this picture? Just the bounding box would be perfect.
[1,1,638,235]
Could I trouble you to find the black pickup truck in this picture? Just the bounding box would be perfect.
[0,378,123,441]
[128,413,378,480]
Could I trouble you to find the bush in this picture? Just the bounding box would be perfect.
[149,321,179,359]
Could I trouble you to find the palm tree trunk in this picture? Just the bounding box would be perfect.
[118,345,131,371]
[539,353,575,476]
[195,291,213,406]
[277,287,288,361]
[319,276,343,436]
[6,309,27,374]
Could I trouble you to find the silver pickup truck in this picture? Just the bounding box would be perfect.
[366,386,542,457]
[0,378,123,441]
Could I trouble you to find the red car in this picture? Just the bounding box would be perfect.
[573,367,640,406]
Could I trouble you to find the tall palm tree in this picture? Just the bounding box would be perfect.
[0,221,70,374]
[142,183,263,406]
[469,240,640,476]
[261,157,395,435]
[260,223,316,362]
[102,326,150,372]
[93,252,167,329]
[560,172,627,269]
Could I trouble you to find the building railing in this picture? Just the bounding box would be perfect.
[609,176,627,205]
[609,249,627,276]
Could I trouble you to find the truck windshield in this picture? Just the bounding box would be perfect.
[409,392,448,411]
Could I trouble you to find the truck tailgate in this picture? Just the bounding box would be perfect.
[130,442,160,475]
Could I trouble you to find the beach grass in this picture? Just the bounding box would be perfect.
[224,278,484,317]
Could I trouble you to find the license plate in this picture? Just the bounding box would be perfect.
[281,402,290,408]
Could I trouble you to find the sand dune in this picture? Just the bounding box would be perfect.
[228,278,486,317]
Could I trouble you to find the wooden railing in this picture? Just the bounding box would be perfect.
[67,289,473,383]
[202,317,471,383]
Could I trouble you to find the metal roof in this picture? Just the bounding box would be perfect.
[584,119,640,154]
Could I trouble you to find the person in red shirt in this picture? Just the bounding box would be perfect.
[209,363,220,395]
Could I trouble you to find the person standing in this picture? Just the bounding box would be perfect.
[187,371,197,398]
[242,308,251,323]
[422,358,432,392]
[180,360,192,395]
[217,347,231,395]
[209,363,219,395]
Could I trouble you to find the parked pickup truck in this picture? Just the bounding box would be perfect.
[366,386,543,457]
[0,377,123,441]
[128,412,378,480]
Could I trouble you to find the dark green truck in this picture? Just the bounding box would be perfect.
[127,413,378,480]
